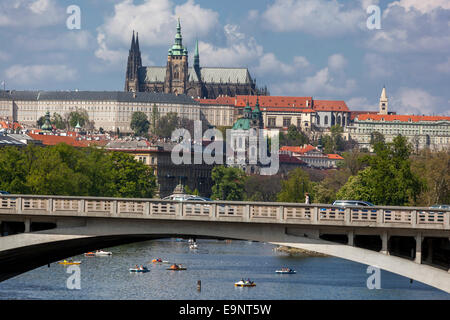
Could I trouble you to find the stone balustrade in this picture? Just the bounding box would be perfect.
[0,194,449,230]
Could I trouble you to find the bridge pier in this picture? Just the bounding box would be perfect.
[347,230,354,246]
[381,231,389,255]
[415,233,422,264]
[24,218,30,233]
[426,238,433,264]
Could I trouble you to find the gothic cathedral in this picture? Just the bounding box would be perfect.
[125,19,267,99]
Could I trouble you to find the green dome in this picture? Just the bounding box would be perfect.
[232,117,251,130]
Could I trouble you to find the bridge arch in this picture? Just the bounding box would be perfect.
[1,218,449,294]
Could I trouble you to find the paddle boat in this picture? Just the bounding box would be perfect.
[129,265,149,273]
[94,250,112,256]
[58,259,81,265]
[167,264,187,271]
[85,250,112,257]
[275,267,296,274]
[151,258,170,264]
[234,279,256,287]
[189,243,198,250]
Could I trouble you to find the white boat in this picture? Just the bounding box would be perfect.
[189,243,198,249]
[234,280,256,287]
[129,266,149,273]
[95,250,112,256]
[275,268,296,274]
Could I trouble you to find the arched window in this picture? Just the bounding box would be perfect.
[324,116,329,125]
[316,115,320,125]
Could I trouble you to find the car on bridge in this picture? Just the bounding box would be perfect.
[0,191,10,195]
[332,200,375,207]
[429,204,450,210]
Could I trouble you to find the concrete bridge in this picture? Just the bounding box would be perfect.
[0,194,449,293]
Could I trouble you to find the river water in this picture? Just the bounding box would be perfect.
[0,239,448,300]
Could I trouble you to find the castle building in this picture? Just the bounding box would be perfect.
[124,19,266,99]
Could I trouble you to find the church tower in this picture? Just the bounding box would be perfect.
[125,31,142,92]
[379,86,388,115]
[164,18,188,95]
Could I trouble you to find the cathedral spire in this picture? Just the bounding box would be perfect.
[169,18,187,56]
[379,85,388,115]
[194,39,200,70]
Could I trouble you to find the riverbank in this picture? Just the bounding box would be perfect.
[274,246,329,257]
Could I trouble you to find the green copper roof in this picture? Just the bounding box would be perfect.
[41,111,52,131]
[169,18,187,56]
[232,117,251,130]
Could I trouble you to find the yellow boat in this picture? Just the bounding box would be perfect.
[234,280,256,287]
[58,260,81,265]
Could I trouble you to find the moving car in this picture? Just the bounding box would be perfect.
[0,191,10,195]
[332,200,375,207]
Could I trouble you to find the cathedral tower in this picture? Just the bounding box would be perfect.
[125,31,142,92]
[164,18,188,95]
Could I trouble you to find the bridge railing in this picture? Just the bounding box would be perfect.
[0,194,449,230]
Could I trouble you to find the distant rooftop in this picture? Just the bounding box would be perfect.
[0,90,199,105]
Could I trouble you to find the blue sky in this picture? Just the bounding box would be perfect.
[0,0,449,115]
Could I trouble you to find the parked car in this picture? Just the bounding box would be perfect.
[332,200,375,207]
[0,191,10,195]
[429,204,450,210]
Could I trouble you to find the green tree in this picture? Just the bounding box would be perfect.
[336,135,424,205]
[211,166,246,201]
[68,109,89,129]
[51,113,66,130]
[150,104,160,133]
[411,149,450,206]
[155,112,179,138]
[277,168,315,203]
[244,175,282,202]
[279,125,309,147]
[130,111,150,137]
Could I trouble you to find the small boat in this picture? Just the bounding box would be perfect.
[85,250,112,257]
[167,264,187,271]
[188,238,195,244]
[129,266,149,273]
[151,258,170,263]
[276,268,296,274]
[58,260,81,265]
[189,243,198,250]
[94,250,112,256]
[234,280,256,287]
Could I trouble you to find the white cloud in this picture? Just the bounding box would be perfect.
[4,64,78,85]
[261,0,365,36]
[347,97,378,111]
[0,0,63,28]
[390,87,444,115]
[363,53,394,78]
[435,57,450,74]
[97,0,218,48]
[366,2,450,53]
[328,54,347,70]
[94,32,128,65]
[198,24,263,67]
[387,0,450,14]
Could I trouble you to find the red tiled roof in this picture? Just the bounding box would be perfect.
[0,121,21,130]
[312,100,349,112]
[356,114,450,122]
[28,133,107,147]
[327,154,344,160]
[278,153,306,165]
[235,95,313,108]
[280,145,317,154]
[350,111,378,120]
[195,96,235,105]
